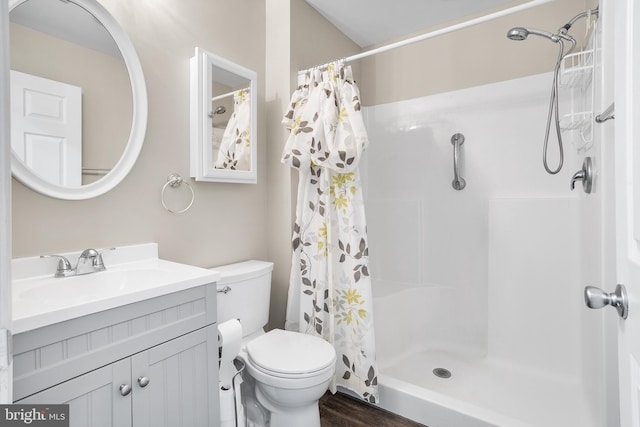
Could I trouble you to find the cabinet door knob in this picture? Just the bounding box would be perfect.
[137,376,150,388]
[119,384,132,396]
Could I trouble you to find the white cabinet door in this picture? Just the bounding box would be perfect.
[131,325,219,427]
[10,70,82,186]
[18,358,132,427]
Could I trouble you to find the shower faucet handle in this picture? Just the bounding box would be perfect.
[570,170,585,190]
[570,157,593,193]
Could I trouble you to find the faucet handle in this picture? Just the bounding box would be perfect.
[570,157,593,193]
[95,247,116,270]
[40,254,74,278]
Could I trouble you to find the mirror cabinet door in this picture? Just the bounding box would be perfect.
[190,47,257,184]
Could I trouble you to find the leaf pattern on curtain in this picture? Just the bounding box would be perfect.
[282,64,378,403]
[214,89,251,170]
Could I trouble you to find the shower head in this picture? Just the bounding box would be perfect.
[506,27,559,42]
[214,106,226,115]
[506,27,528,41]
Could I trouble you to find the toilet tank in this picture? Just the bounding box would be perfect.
[212,260,274,338]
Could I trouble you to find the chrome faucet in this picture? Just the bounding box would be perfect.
[76,249,103,275]
[41,248,115,278]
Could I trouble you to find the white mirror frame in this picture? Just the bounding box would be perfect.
[9,0,147,200]
[190,47,257,184]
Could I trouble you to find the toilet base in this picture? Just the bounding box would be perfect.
[255,385,322,427]
[269,404,320,427]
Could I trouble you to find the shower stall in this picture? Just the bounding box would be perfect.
[360,17,610,427]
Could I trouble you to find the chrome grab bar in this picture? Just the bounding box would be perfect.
[451,133,466,191]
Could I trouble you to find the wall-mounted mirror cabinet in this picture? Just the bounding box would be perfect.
[190,48,257,184]
[9,0,147,200]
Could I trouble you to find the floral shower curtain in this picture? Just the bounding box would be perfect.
[281,63,378,403]
[214,89,251,170]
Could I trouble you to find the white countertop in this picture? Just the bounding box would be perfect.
[12,243,219,334]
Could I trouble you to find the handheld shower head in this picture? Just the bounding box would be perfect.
[506,27,559,42]
[506,27,528,41]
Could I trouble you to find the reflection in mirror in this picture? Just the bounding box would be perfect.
[211,68,251,171]
[190,48,257,184]
[8,0,147,200]
[10,0,132,187]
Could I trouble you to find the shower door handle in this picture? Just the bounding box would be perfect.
[584,284,628,319]
[451,133,466,191]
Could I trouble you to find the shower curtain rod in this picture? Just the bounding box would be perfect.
[211,87,250,102]
[297,0,554,75]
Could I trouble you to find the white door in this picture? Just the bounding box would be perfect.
[0,0,11,405]
[615,0,640,425]
[10,70,82,186]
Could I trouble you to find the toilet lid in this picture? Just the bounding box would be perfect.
[246,329,336,376]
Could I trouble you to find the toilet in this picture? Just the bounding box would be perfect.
[214,260,336,427]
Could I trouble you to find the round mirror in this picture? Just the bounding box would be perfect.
[9,0,147,200]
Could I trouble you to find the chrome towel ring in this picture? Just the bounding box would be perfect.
[161,173,195,214]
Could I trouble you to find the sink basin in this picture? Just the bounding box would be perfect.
[12,244,219,334]
[17,264,196,304]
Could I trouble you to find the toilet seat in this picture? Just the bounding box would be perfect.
[246,329,336,379]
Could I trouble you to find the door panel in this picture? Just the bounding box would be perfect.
[10,70,81,186]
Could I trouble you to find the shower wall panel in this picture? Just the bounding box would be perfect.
[362,72,586,364]
[488,197,582,379]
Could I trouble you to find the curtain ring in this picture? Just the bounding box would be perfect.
[161,173,195,214]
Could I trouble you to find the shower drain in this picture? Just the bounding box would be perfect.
[433,368,452,379]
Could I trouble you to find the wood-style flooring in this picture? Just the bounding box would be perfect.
[319,392,427,427]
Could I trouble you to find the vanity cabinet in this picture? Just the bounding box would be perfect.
[13,283,219,427]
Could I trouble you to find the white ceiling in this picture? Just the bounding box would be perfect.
[305,0,521,47]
